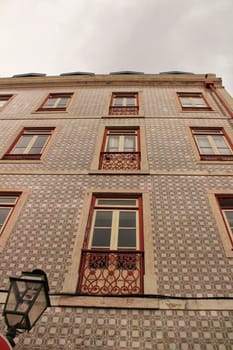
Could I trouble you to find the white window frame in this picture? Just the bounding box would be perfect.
[88,198,139,250]
[105,130,138,152]
[177,92,211,110]
[112,96,137,107]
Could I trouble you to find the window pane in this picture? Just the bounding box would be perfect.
[11,135,32,154]
[32,135,48,148]
[28,135,48,154]
[193,129,222,135]
[25,130,51,135]
[44,97,57,108]
[108,130,136,135]
[15,135,33,148]
[0,207,11,225]
[213,136,231,154]
[94,211,112,227]
[124,136,136,151]
[213,135,228,147]
[0,197,17,203]
[126,97,136,106]
[200,147,214,155]
[57,97,68,108]
[118,229,136,248]
[119,211,136,227]
[196,136,214,154]
[97,199,137,206]
[196,136,210,148]
[194,98,205,106]
[218,148,232,155]
[28,147,43,154]
[180,97,191,107]
[91,228,111,248]
[11,148,26,154]
[107,136,119,152]
[224,211,233,233]
[113,98,123,106]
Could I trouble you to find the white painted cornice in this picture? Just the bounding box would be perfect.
[0,73,222,89]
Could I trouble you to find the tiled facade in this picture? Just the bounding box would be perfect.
[1,308,233,349]
[0,73,233,349]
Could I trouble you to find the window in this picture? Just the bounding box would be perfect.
[191,127,233,161]
[77,194,144,295]
[109,92,138,115]
[99,127,140,170]
[37,93,73,111]
[177,92,211,110]
[3,127,55,160]
[0,95,13,110]
[0,193,21,236]
[216,195,233,247]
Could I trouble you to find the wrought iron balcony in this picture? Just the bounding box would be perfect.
[78,249,144,295]
[100,152,140,170]
[109,106,139,115]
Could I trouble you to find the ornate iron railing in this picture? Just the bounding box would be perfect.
[100,152,140,170]
[78,250,144,295]
[109,106,139,115]
[200,154,233,161]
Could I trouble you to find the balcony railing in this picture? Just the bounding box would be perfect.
[99,152,140,170]
[109,106,139,115]
[78,249,144,295]
[200,154,233,161]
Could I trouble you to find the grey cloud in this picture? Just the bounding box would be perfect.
[0,0,232,94]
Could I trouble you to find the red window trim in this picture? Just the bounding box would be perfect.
[82,193,144,250]
[0,192,21,237]
[109,92,139,115]
[77,193,144,295]
[177,92,212,111]
[3,127,55,160]
[99,126,141,170]
[215,194,233,248]
[0,94,14,110]
[37,92,73,111]
[191,127,233,161]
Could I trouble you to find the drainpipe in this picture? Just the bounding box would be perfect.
[205,80,233,118]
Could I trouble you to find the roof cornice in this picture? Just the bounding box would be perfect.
[0,73,222,89]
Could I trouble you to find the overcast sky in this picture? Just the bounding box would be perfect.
[1,0,233,94]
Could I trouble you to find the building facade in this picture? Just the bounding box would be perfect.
[0,71,233,349]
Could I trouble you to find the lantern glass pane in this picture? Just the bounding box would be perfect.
[28,287,47,328]
[5,313,26,328]
[5,282,19,311]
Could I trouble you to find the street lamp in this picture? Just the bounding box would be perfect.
[2,269,50,348]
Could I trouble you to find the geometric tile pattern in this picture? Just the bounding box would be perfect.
[0,118,232,172]
[0,82,233,350]
[1,308,233,349]
[0,173,233,296]
[0,86,223,119]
